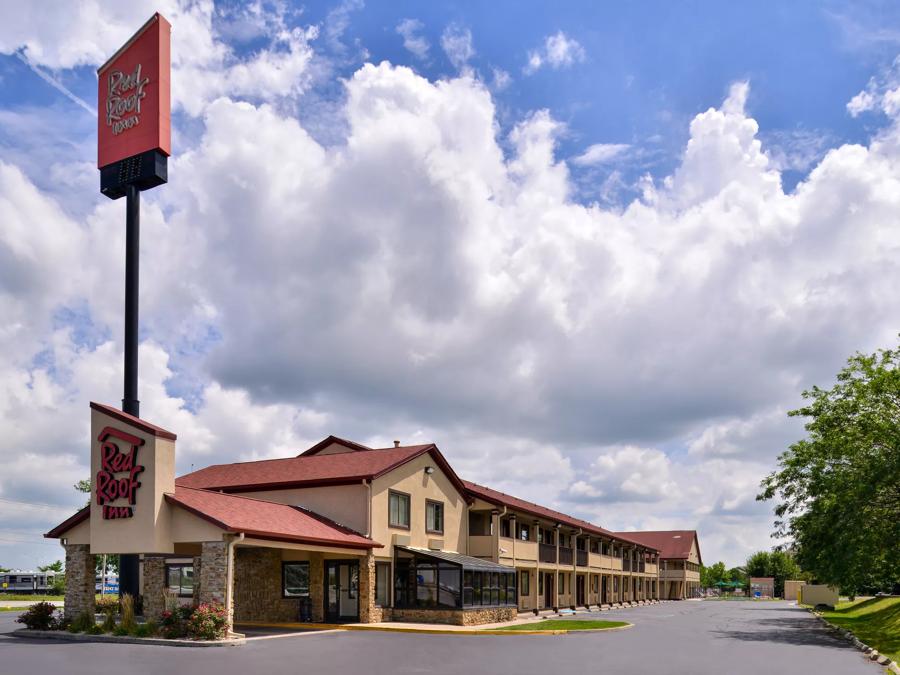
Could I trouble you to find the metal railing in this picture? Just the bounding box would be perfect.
[559,547,573,565]
[539,543,557,564]
[576,550,588,567]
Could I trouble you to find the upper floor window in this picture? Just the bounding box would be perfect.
[518,523,531,541]
[426,500,444,534]
[500,518,511,538]
[389,490,410,529]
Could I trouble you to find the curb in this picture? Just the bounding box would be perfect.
[236,621,634,637]
[806,607,898,672]
[8,629,245,647]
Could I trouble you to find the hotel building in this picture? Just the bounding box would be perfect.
[47,403,697,631]
[615,530,703,600]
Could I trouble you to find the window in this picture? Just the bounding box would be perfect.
[426,500,444,534]
[518,523,530,541]
[506,573,517,603]
[558,573,565,594]
[282,561,310,597]
[538,572,544,595]
[166,563,194,598]
[463,570,474,605]
[520,570,530,597]
[375,562,390,606]
[500,518,511,538]
[388,490,410,529]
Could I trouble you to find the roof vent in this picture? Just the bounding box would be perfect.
[394,440,400,447]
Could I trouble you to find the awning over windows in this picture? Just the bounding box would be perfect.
[395,546,515,572]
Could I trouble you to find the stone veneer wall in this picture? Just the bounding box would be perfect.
[309,553,324,623]
[358,550,381,623]
[199,541,231,628]
[142,557,167,619]
[63,543,95,621]
[233,548,300,623]
[192,555,202,606]
[391,606,517,626]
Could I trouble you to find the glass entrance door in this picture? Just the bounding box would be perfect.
[325,560,359,623]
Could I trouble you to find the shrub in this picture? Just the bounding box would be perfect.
[96,595,119,614]
[120,593,136,633]
[132,622,157,638]
[86,624,104,635]
[16,602,60,631]
[186,603,228,641]
[112,625,130,636]
[158,609,187,639]
[68,611,95,633]
[100,611,116,633]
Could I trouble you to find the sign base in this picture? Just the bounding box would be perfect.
[100,149,167,200]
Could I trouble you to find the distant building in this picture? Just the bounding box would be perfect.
[614,530,703,599]
[750,576,775,598]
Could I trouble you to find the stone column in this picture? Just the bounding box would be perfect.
[192,555,202,606]
[309,552,324,622]
[358,550,379,623]
[63,543,95,621]
[142,556,166,619]
[199,541,232,628]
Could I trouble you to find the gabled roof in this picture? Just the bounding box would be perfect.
[613,530,701,564]
[165,487,379,549]
[463,481,658,551]
[298,435,373,456]
[45,506,90,539]
[176,438,472,502]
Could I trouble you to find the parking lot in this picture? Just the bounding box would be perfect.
[0,601,881,675]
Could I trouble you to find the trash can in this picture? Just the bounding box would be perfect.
[299,596,312,622]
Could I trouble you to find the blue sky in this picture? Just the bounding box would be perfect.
[1,0,900,569]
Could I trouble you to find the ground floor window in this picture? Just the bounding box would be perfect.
[165,563,194,598]
[520,570,529,597]
[375,562,390,606]
[282,561,310,597]
[395,549,516,610]
[613,576,619,592]
[558,573,565,594]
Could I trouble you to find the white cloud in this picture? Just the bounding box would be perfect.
[440,23,474,71]
[525,30,585,74]
[396,18,430,60]
[2,11,900,569]
[572,143,630,166]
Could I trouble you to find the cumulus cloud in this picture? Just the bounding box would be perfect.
[440,23,474,71]
[525,30,585,74]
[0,0,317,117]
[2,9,900,568]
[572,142,630,166]
[396,18,430,60]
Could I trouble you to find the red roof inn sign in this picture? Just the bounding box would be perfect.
[97,12,171,199]
[96,427,146,519]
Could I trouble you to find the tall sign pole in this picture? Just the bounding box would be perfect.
[97,13,171,603]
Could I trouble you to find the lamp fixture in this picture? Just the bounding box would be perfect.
[424,466,435,475]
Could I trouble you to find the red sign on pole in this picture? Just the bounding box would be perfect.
[97,13,171,169]
[95,426,146,520]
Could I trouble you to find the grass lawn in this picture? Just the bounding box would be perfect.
[0,595,64,602]
[0,607,23,612]
[820,597,900,662]
[496,619,629,631]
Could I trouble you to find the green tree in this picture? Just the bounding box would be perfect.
[744,550,803,597]
[727,567,747,584]
[758,341,900,595]
[701,561,728,587]
[0,565,8,573]
[38,561,63,574]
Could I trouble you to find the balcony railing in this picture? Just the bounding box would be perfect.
[639,562,645,573]
[576,550,588,567]
[623,559,632,572]
[559,547,573,566]
[539,543,557,564]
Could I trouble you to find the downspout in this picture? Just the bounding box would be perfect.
[364,480,371,538]
[224,532,244,635]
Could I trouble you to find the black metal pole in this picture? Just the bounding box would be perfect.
[123,183,140,418]
[120,183,140,602]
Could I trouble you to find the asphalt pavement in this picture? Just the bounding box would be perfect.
[0,600,882,675]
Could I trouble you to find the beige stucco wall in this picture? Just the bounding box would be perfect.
[687,537,701,565]
[169,506,227,542]
[89,408,175,555]
[232,484,369,535]
[371,452,467,555]
[800,584,839,607]
[784,580,806,601]
[63,516,91,545]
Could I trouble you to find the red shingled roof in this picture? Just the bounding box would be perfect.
[164,487,380,549]
[463,481,658,551]
[613,530,701,564]
[176,440,471,501]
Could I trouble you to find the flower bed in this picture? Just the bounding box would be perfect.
[15,598,237,645]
